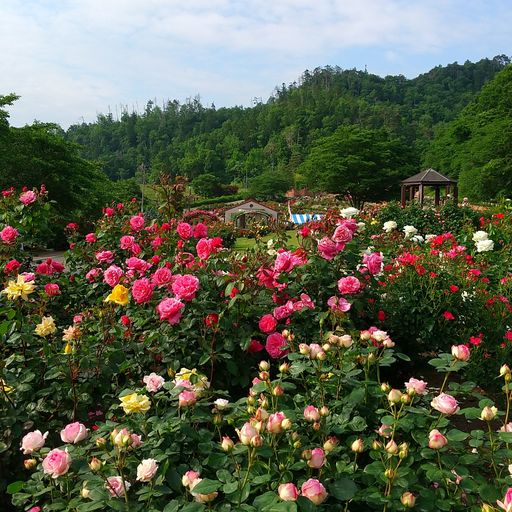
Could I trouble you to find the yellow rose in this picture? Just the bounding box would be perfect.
[1,275,36,300]
[35,316,57,337]
[63,342,73,355]
[119,393,151,414]
[105,285,129,306]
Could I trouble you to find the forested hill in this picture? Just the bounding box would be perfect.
[65,55,510,187]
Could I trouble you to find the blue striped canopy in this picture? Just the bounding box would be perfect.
[290,213,323,224]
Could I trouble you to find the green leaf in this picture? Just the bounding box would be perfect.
[253,491,278,509]
[6,481,24,494]
[446,429,469,442]
[190,478,221,494]
[162,500,180,512]
[329,478,358,501]
[223,481,239,494]
[498,432,512,443]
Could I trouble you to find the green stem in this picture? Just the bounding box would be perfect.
[487,422,499,478]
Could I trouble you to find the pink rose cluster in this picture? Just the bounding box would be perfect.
[0,226,19,245]
[19,190,37,205]
[317,218,358,260]
[277,479,327,504]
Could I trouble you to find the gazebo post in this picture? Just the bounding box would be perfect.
[418,183,424,205]
[409,186,414,201]
[401,185,406,207]
[434,187,440,206]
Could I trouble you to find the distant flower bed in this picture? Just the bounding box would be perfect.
[1,189,512,511]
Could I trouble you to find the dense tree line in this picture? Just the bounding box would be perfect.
[64,56,509,200]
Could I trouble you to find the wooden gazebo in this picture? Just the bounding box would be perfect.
[400,168,458,207]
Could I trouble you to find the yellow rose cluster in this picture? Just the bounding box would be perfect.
[1,275,36,301]
[35,316,57,337]
[105,284,129,306]
[119,393,151,414]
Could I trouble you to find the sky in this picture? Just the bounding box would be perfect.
[1,0,511,129]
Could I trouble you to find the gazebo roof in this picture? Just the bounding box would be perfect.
[401,168,457,185]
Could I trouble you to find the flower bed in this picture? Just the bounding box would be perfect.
[1,189,512,511]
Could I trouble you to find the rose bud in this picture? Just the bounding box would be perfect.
[399,442,409,459]
[258,361,270,371]
[428,429,448,449]
[387,389,402,404]
[380,382,391,393]
[323,436,338,452]
[319,406,329,417]
[401,492,416,508]
[251,435,263,447]
[307,448,326,469]
[273,385,284,396]
[278,483,299,502]
[221,436,234,452]
[281,418,292,430]
[384,468,395,479]
[385,440,398,455]
[301,479,328,505]
[372,440,382,450]
[95,436,106,448]
[304,406,320,422]
[351,438,364,453]
[24,459,37,470]
[279,362,290,373]
[312,421,321,431]
[451,344,470,361]
[480,406,498,422]
[81,482,91,499]
[302,449,312,461]
[89,457,102,472]
[500,364,511,377]
[322,343,331,352]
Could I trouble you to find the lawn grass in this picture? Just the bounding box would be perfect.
[233,230,299,251]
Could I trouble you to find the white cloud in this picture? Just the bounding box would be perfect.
[1,0,511,127]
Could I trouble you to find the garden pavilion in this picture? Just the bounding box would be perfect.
[400,168,458,207]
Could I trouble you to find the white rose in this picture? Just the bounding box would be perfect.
[403,225,418,239]
[136,458,158,482]
[214,398,230,410]
[472,231,489,242]
[425,234,436,242]
[383,221,397,233]
[340,207,359,219]
[476,239,494,252]
[411,235,424,243]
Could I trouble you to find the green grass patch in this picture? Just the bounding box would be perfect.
[233,230,298,251]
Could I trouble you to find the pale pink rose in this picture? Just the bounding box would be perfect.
[404,378,428,395]
[278,483,299,501]
[104,265,124,287]
[451,344,470,361]
[151,267,173,287]
[119,235,135,250]
[129,214,145,231]
[196,238,212,260]
[106,475,131,497]
[501,423,512,433]
[308,448,326,468]
[143,372,165,393]
[95,250,114,264]
[19,190,37,205]
[431,393,459,415]
[85,267,102,282]
[259,314,277,333]
[177,222,193,240]
[172,274,200,302]
[317,237,339,260]
[60,422,88,443]
[376,424,392,438]
[428,429,448,449]
[182,470,201,487]
[193,223,208,238]
[131,278,154,304]
[296,293,315,310]
[156,297,185,324]
[0,226,19,245]
[273,302,294,320]
[301,478,328,505]
[20,272,35,282]
[42,448,71,478]
[20,430,48,454]
[497,487,512,512]
[303,405,320,422]
[332,224,353,244]
[308,343,324,359]
[136,458,158,482]
[337,276,361,294]
[85,233,97,243]
[265,333,288,359]
[238,422,258,445]
[267,412,286,433]
[363,252,383,275]
[327,296,351,313]
[179,389,197,407]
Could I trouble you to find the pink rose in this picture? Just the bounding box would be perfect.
[85,233,97,243]
[451,344,470,361]
[337,276,361,294]
[182,470,201,488]
[428,429,448,449]
[177,222,193,240]
[119,235,135,250]
[318,237,344,260]
[273,302,294,320]
[265,333,288,359]
[44,283,60,297]
[95,250,114,264]
[129,214,145,231]
[431,393,459,415]
[85,267,102,282]
[126,257,152,274]
[19,190,37,205]
[20,430,48,454]
[332,224,353,244]
[259,314,277,334]
[156,297,185,325]
[363,252,383,275]
[497,488,512,512]
[42,448,71,478]
[106,475,131,497]
[104,265,124,287]
[404,378,428,395]
[179,389,197,407]
[308,448,326,469]
[304,405,320,422]
[301,478,328,505]
[136,458,158,482]
[60,422,88,443]
[267,412,287,433]
[278,483,299,501]
[152,267,173,287]
[143,372,165,393]
[238,422,258,445]
[0,226,19,245]
[131,278,154,304]
[327,296,351,313]
[193,223,208,238]
[36,258,64,275]
[172,274,200,302]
